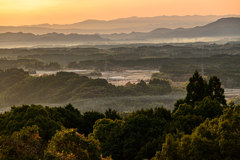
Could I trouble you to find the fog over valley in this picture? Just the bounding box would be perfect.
[1,0,240,159]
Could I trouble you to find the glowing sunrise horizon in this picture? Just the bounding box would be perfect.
[0,0,240,26]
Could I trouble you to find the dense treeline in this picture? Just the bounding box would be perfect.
[2,43,240,69]
[1,44,240,88]
[1,71,239,159]
[89,71,228,160]
[2,43,240,63]
[153,105,240,160]
[67,54,240,70]
[67,54,240,87]
[1,55,240,88]
[0,58,61,71]
[0,104,115,159]
[0,68,171,108]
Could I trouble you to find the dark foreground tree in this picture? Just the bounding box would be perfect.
[152,105,240,160]
[207,76,226,105]
[0,125,42,160]
[105,108,122,120]
[174,71,226,112]
[184,71,206,106]
[44,128,102,160]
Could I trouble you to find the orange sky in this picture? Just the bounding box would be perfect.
[0,0,240,26]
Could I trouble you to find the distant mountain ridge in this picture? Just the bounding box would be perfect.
[23,15,240,29]
[0,32,106,42]
[100,17,240,40]
[0,32,108,48]
[1,15,240,34]
[0,17,240,47]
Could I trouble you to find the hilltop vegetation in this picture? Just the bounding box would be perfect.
[2,52,240,88]
[0,68,171,109]
[0,43,240,110]
[1,43,240,110]
[1,17,240,44]
[1,43,240,90]
[1,71,239,159]
[0,58,61,70]
[0,104,114,159]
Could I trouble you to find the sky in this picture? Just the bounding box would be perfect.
[0,0,240,26]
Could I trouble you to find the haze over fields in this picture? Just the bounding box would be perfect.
[1,0,240,47]
[1,17,240,48]
[1,1,240,160]
[1,15,240,34]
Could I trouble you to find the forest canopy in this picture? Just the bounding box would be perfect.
[1,71,239,159]
[0,68,171,109]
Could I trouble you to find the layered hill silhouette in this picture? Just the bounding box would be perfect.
[101,17,240,40]
[1,15,239,34]
[0,32,106,42]
[0,17,239,47]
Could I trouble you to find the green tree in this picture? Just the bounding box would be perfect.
[194,96,223,119]
[49,104,84,134]
[136,136,165,160]
[44,128,101,160]
[0,125,42,160]
[173,103,193,118]
[5,105,62,141]
[105,108,122,120]
[159,133,180,160]
[83,111,105,136]
[136,80,149,93]
[91,118,124,157]
[45,62,61,70]
[125,107,172,122]
[172,99,185,114]
[167,115,204,135]
[152,105,240,160]
[207,76,226,105]
[184,71,206,106]
[122,115,166,160]
[148,78,172,95]
[174,71,226,115]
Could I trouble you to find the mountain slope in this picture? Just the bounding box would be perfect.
[0,32,108,48]
[1,17,240,46]
[128,17,240,40]
[1,15,240,34]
